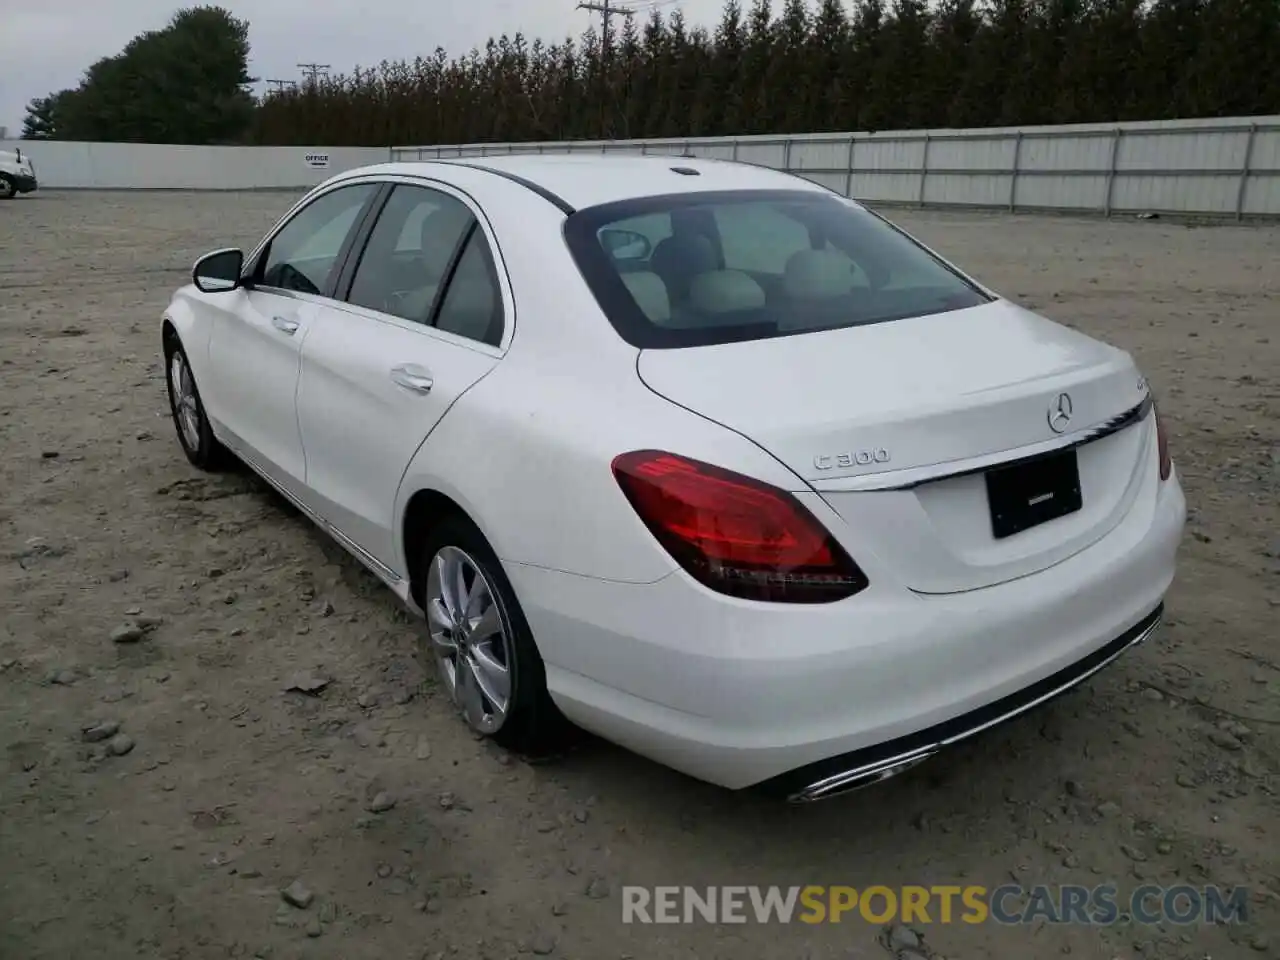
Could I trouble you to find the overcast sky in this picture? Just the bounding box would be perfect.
[1,0,732,137]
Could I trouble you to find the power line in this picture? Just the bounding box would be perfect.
[264,79,297,93]
[623,0,682,15]
[296,63,331,84]
[577,0,635,56]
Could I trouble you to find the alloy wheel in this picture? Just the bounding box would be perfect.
[425,545,513,734]
[169,351,202,453]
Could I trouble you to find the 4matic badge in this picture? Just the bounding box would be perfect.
[813,448,891,471]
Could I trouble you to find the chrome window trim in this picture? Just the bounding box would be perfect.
[245,170,516,353]
[243,178,386,295]
[244,175,389,267]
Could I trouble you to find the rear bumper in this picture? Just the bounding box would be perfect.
[10,174,37,194]
[760,603,1162,801]
[506,467,1186,792]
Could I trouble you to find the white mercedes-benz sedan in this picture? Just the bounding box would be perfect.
[161,155,1185,801]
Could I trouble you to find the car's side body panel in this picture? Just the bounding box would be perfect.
[287,172,519,575]
[388,170,810,586]
[297,300,501,575]
[203,289,319,496]
[163,289,211,372]
[179,178,388,499]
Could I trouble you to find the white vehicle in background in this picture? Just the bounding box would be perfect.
[159,155,1186,802]
[0,146,38,198]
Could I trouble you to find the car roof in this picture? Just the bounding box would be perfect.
[342,154,832,213]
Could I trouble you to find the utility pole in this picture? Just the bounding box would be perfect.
[577,0,635,139]
[264,79,297,93]
[296,63,330,85]
[576,0,635,59]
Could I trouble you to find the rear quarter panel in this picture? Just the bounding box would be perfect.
[391,174,810,584]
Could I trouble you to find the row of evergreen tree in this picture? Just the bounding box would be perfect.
[249,0,1280,147]
[22,0,1279,147]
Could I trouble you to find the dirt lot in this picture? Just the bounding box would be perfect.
[1,191,1277,960]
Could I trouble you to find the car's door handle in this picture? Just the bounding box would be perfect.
[271,315,299,335]
[390,364,434,394]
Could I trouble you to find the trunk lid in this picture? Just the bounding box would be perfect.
[636,300,1154,594]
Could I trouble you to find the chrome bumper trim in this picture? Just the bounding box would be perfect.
[783,604,1163,802]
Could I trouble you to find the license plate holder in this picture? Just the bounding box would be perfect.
[985,450,1083,540]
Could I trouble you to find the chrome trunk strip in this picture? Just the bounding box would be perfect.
[812,395,1152,493]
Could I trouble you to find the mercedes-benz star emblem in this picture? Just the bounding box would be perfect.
[1047,392,1074,434]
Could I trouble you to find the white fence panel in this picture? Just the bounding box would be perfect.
[735,141,787,166]
[686,141,737,160]
[925,173,1011,207]
[856,137,926,171]
[1112,174,1240,215]
[849,172,921,204]
[1017,132,1112,179]
[928,135,1015,171]
[1250,127,1280,170]
[394,114,1280,218]
[0,140,390,189]
[789,138,849,172]
[1016,175,1110,211]
[1117,129,1243,172]
[8,116,1278,215]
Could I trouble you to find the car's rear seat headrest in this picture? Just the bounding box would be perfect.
[784,248,860,300]
[689,270,766,314]
[621,271,671,323]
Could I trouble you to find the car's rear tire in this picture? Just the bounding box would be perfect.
[0,176,16,200]
[163,335,231,471]
[416,514,566,755]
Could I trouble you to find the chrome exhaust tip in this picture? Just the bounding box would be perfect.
[787,751,935,803]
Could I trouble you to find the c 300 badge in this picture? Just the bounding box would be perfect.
[813,449,891,471]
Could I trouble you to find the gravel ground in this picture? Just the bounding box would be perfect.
[1,191,1277,960]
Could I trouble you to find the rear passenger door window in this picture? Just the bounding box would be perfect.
[345,183,505,347]
[433,229,504,347]
[346,184,476,324]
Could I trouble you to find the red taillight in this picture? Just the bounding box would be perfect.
[1154,402,1172,481]
[611,450,869,603]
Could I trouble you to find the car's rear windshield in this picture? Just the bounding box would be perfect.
[562,188,991,349]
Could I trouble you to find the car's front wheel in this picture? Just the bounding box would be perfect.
[418,515,564,754]
[163,336,229,470]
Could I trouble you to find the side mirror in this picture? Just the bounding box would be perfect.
[192,248,245,293]
[600,228,652,263]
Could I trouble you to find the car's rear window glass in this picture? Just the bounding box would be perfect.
[562,189,991,349]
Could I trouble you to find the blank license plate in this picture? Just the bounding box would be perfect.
[985,450,1083,539]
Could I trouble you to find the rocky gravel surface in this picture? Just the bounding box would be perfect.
[1,191,1277,959]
